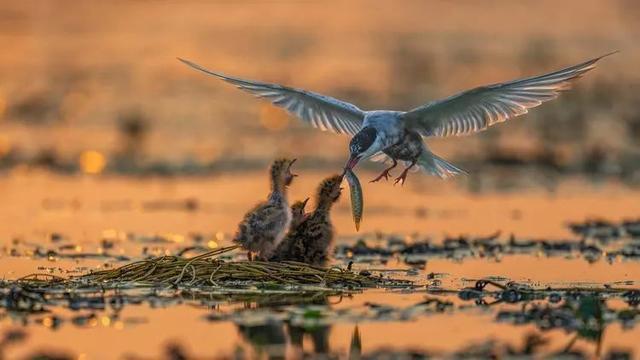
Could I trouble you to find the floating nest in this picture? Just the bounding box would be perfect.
[15,246,411,291]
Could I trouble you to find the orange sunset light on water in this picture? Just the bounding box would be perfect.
[79,150,107,174]
[0,0,639,358]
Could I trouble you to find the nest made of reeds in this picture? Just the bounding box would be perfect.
[17,246,409,290]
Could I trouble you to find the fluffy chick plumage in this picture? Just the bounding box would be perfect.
[289,198,310,231]
[269,174,342,266]
[233,158,296,259]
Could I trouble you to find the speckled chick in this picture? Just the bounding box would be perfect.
[270,174,342,266]
[233,158,296,260]
[289,198,310,231]
[269,198,309,261]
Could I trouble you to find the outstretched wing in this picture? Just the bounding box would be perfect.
[401,52,616,137]
[178,58,365,135]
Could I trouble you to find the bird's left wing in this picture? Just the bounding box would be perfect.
[178,58,365,135]
[400,52,616,137]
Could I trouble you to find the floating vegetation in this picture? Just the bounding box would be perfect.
[426,278,640,357]
[336,220,640,264]
[5,220,640,278]
[431,278,640,306]
[10,246,411,292]
[2,272,639,358]
[199,280,639,358]
[568,218,640,240]
[2,221,640,358]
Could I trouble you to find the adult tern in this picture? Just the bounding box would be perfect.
[179,52,615,184]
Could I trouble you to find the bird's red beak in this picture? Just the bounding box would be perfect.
[345,154,360,171]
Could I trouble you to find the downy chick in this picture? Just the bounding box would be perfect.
[233,158,296,260]
[289,198,310,230]
[269,198,310,262]
[270,175,342,266]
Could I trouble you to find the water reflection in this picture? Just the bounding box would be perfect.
[1,0,639,358]
[2,220,640,358]
[234,295,332,359]
[236,321,333,359]
[1,279,639,358]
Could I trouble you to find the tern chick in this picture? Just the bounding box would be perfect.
[179,52,615,184]
[289,198,310,230]
[269,198,309,261]
[233,158,297,260]
[270,175,342,266]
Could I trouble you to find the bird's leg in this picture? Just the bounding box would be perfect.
[370,159,398,183]
[394,160,417,186]
[247,251,253,261]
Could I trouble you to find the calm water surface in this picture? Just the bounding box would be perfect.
[1,171,639,359]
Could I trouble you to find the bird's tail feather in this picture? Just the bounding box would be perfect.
[417,152,467,179]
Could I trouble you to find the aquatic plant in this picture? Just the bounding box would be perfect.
[16,246,408,290]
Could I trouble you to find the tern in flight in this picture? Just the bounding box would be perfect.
[179,52,615,184]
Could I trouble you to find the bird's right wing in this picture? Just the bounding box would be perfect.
[401,52,616,137]
[178,58,365,135]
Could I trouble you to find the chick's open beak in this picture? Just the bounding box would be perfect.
[288,158,298,177]
[285,159,298,184]
[301,197,310,207]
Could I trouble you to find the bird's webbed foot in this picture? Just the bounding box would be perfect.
[370,168,393,183]
[393,161,416,186]
[393,171,409,186]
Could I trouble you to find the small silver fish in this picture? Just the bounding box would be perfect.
[344,168,363,231]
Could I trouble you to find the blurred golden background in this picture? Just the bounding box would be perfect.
[1,0,639,241]
[1,2,640,359]
[0,0,638,179]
